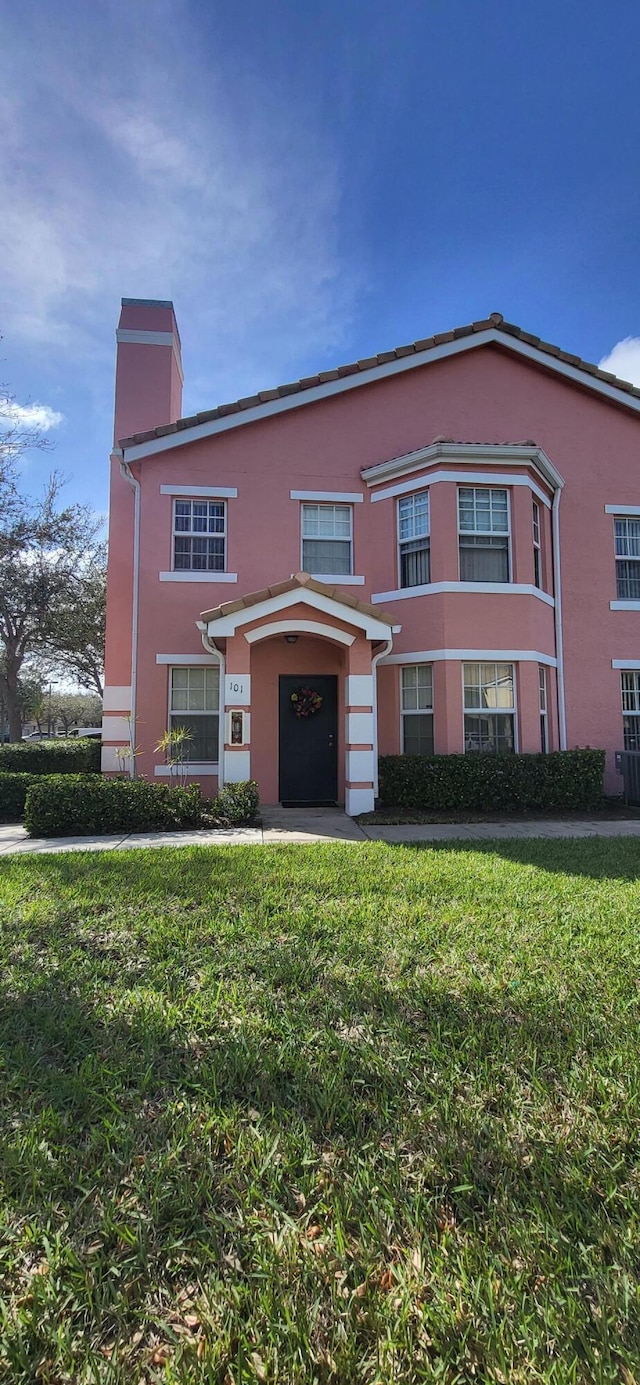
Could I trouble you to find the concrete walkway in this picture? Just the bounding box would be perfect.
[1,806,640,855]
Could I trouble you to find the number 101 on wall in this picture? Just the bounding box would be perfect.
[224,674,250,705]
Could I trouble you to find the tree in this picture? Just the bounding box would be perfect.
[49,690,103,735]
[0,472,102,741]
[44,547,106,696]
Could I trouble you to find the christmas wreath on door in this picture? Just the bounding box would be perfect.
[290,686,324,718]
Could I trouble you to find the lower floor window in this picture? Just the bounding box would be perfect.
[401,664,434,755]
[463,662,515,753]
[170,666,219,761]
[621,671,640,750]
[539,664,548,752]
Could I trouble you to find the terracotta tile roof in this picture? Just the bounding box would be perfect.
[120,312,640,449]
[200,571,396,628]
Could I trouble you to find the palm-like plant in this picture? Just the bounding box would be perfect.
[155,725,192,786]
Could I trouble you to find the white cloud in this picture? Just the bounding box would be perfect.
[598,338,640,387]
[0,402,64,431]
[0,1,358,405]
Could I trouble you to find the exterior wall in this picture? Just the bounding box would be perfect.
[105,317,640,797]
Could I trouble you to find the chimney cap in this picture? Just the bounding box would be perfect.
[121,297,174,309]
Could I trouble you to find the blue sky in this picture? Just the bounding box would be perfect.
[2,0,640,514]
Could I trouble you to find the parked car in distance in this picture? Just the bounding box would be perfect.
[68,727,102,739]
[21,731,54,741]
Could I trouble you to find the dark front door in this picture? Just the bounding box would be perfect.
[279,675,338,805]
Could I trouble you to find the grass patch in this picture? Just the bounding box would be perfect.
[1,840,639,1382]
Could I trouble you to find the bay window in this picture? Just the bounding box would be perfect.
[401,664,434,755]
[398,491,430,587]
[463,662,515,753]
[458,487,510,582]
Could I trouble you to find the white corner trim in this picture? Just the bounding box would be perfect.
[612,659,640,668]
[345,786,375,816]
[370,469,552,508]
[380,648,558,667]
[290,489,364,503]
[121,331,640,465]
[346,749,375,782]
[102,685,132,712]
[155,653,219,665]
[363,442,564,493]
[101,715,131,742]
[160,484,238,497]
[205,585,395,641]
[159,571,238,583]
[605,504,640,515]
[154,763,219,777]
[223,749,251,783]
[309,573,365,586]
[346,711,374,743]
[610,600,640,610]
[371,581,555,607]
[346,674,374,706]
[244,618,354,646]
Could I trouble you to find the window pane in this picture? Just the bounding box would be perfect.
[402,713,434,756]
[464,663,514,712]
[400,539,430,587]
[539,665,547,711]
[458,487,508,534]
[401,665,432,712]
[616,560,640,600]
[464,714,514,753]
[174,501,191,531]
[171,666,219,714]
[169,713,219,761]
[621,671,640,713]
[623,716,640,751]
[302,538,351,574]
[398,492,429,541]
[302,504,351,539]
[615,518,640,557]
[459,536,509,582]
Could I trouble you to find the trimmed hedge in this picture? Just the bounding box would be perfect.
[0,773,41,823]
[378,750,606,812]
[0,738,101,775]
[24,776,260,838]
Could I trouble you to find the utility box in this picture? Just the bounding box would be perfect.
[616,750,640,805]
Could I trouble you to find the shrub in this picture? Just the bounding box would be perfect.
[378,749,606,813]
[210,780,260,826]
[0,738,101,775]
[0,773,41,823]
[24,776,205,838]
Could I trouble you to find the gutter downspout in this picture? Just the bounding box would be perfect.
[198,623,226,787]
[371,637,394,799]
[118,454,140,778]
[552,484,567,749]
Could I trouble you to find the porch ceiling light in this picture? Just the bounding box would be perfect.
[284,633,299,644]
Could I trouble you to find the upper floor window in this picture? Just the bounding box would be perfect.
[458,487,509,583]
[169,666,219,762]
[302,503,352,575]
[621,671,640,750]
[174,500,226,572]
[463,662,515,753]
[401,665,434,755]
[614,517,640,600]
[532,500,542,588]
[398,492,430,587]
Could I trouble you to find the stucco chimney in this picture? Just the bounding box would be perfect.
[114,298,183,444]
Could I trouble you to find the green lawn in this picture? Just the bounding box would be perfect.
[1,841,639,1384]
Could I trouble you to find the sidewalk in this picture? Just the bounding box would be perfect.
[2,807,640,855]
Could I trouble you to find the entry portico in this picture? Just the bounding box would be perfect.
[198,573,400,815]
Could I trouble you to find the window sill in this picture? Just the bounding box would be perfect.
[309,573,365,585]
[154,763,219,776]
[159,571,238,583]
[610,600,640,610]
[372,581,554,606]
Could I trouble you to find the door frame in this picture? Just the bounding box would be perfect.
[278,673,339,806]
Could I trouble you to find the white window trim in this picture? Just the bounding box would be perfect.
[160,571,238,583]
[399,664,434,755]
[620,669,640,751]
[381,647,557,666]
[613,658,640,669]
[172,496,228,576]
[461,661,518,753]
[291,489,363,502]
[605,504,640,515]
[160,484,237,497]
[611,600,640,610]
[167,664,220,767]
[371,469,552,508]
[532,499,542,589]
[300,501,355,579]
[458,485,511,583]
[397,491,430,591]
[371,581,554,607]
[612,513,640,606]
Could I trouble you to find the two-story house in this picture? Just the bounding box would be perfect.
[103,299,640,813]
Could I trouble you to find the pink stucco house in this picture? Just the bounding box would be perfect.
[103,298,640,812]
